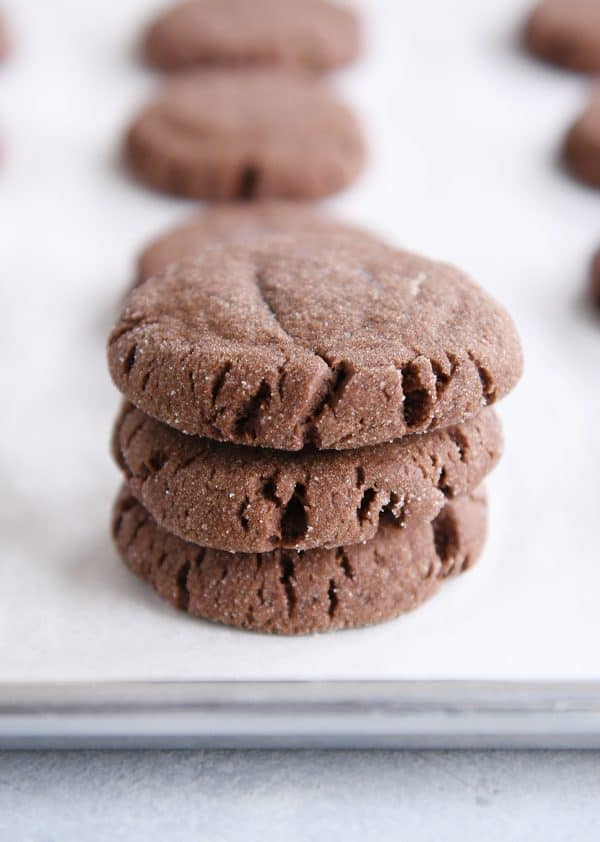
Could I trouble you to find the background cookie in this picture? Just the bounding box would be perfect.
[136,202,385,284]
[108,237,523,451]
[124,69,365,200]
[523,0,600,73]
[0,11,8,60]
[142,0,360,74]
[113,402,501,552]
[113,485,487,635]
[564,96,600,187]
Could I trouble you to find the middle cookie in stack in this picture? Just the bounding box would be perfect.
[108,234,522,634]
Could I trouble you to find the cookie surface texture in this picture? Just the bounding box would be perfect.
[108,236,523,450]
[113,486,488,635]
[136,201,384,283]
[113,401,501,552]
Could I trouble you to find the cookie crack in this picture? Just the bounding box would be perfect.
[211,361,233,415]
[255,270,296,344]
[234,379,272,438]
[327,579,338,619]
[336,548,354,581]
[176,561,191,610]
[279,555,296,618]
[467,350,496,406]
[431,507,461,577]
[301,355,355,446]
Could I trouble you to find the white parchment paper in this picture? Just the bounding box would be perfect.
[1,0,599,682]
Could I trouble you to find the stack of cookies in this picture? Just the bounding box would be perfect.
[108,226,522,634]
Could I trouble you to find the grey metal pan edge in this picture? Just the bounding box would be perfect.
[1,681,600,750]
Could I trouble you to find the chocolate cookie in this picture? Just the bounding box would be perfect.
[124,69,365,200]
[0,13,7,60]
[113,485,487,635]
[590,247,600,306]
[108,237,523,451]
[141,0,360,74]
[136,202,384,284]
[564,96,600,187]
[113,401,501,552]
[523,0,600,73]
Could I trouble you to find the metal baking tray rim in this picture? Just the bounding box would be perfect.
[2,680,600,750]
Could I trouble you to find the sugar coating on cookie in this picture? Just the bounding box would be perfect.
[142,0,360,73]
[136,201,385,284]
[113,485,487,635]
[108,236,523,451]
[564,95,600,187]
[524,0,600,73]
[125,69,365,200]
[113,402,501,553]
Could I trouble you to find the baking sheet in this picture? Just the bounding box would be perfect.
[1,0,599,686]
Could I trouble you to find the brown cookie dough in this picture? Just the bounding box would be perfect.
[590,247,600,306]
[124,69,365,200]
[113,485,487,635]
[0,12,8,61]
[141,0,360,74]
[564,95,600,187]
[523,0,600,73]
[108,236,523,451]
[113,401,501,553]
[136,202,385,284]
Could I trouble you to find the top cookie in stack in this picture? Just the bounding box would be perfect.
[110,236,521,451]
[108,230,522,634]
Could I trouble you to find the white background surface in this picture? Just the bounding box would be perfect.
[1,0,599,683]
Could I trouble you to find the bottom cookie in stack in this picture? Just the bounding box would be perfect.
[113,485,487,635]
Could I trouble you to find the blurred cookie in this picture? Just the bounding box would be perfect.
[124,69,365,200]
[564,95,600,187]
[524,0,600,73]
[0,11,8,60]
[108,236,523,451]
[136,202,385,284]
[113,485,487,635]
[113,401,501,552]
[142,0,360,74]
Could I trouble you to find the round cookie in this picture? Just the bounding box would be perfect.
[589,247,600,306]
[141,0,360,74]
[0,13,8,61]
[124,69,365,200]
[523,0,600,73]
[113,401,501,553]
[108,236,523,451]
[136,202,385,284]
[564,96,600,187]
[113,485,487,635]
